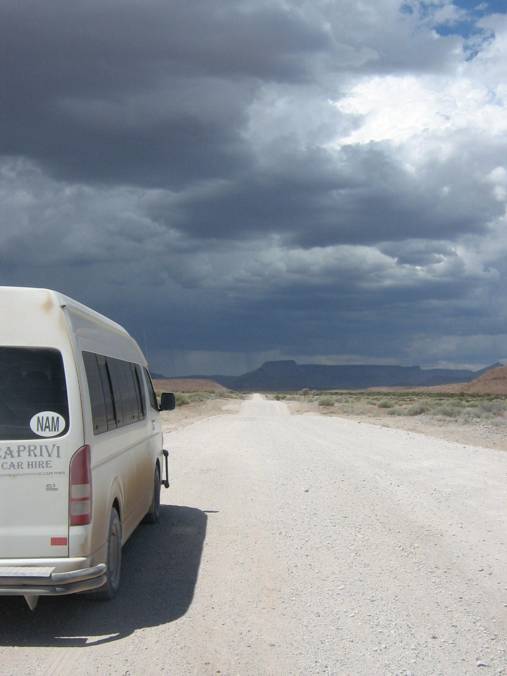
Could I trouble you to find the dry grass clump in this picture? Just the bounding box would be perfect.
[377,399,395,409]
[405,402,431,416]
[318,397,335,407]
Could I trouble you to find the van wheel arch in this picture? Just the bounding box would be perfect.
[107,478,124,535]
[112,497,121,523]
[143,463,161,524]
[90,505,122,601]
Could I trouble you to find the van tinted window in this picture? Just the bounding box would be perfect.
[82,352,107,434]
[144,368,159,411]
[97,355,117,431]
[108,358,132,426]
[0,347,69,440]
[83,353,145,433]
[105,357,146,428]
[132,364,146,419]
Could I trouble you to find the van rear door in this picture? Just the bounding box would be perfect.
[0,347,72,558]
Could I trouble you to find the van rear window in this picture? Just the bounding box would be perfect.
[0,348,69,440]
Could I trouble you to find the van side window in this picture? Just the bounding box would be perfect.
[122,362,143,423]
[82,353,145,433]
[82,352,107,434]
[143,368,159,411]
[106,358,128,427]
[106,357,146,428]
[132,364,146,419]
[97,355,117,431]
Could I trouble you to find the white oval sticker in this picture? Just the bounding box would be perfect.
[29,411,66,438]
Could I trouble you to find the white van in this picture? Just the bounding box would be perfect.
[0,287,175,610]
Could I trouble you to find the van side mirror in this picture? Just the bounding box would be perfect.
[159,392,176,411]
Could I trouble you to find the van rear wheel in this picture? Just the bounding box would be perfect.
[92,507,122,601]
[143,465,161,524]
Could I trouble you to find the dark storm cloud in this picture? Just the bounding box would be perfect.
[0,0,330,187]
[152,141,504,246]
[0,0,460,187]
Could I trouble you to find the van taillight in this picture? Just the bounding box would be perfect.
[69,445,92,526]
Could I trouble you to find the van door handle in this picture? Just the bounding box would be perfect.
[151,419,156,431]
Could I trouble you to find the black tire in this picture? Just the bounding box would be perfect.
[92,507,122,601]
[143,464,161,524]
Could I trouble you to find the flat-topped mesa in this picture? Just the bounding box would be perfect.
[215,360,498,391]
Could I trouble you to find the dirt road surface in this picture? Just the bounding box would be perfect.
[1,394,506,675]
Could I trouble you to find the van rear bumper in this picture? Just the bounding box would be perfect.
[0,563,107,596]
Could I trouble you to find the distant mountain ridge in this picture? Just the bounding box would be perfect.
[163,360,503,391]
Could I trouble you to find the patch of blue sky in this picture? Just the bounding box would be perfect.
[435,20,478,38]
[438,23,494,59]
[401,1,506,21]
[453,1,506,14]
[399,2,414,15]
[401,1,500,60]
[434,2,498,58]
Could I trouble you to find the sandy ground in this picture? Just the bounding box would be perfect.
[288,399,507,452]
[160,397,242,433]
[0,394,506,675]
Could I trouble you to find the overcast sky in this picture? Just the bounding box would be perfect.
[1,0,507,375]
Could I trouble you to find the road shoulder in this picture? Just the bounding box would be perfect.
[287,399,507,452]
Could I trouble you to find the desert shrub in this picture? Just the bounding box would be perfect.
[274,394,286,400]
[405,402,430,416]
[435,403,461,418]
[175,393,190,406]
[386,407,406,416]
[477,399,507,415]
[385,402,428,416]
[339,399,377,415]
[459,408,487,423]
[318,397,335,407]
[377,400,394,409]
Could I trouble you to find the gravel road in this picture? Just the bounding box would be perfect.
[1,394,506,675]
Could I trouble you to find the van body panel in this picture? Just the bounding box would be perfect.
[0,287,168,599]
[86,422,150,549]
[64,304,147,368]
[0,290,85,559]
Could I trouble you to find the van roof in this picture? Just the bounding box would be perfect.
[0,286,128,335]
[0,286,147,366]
